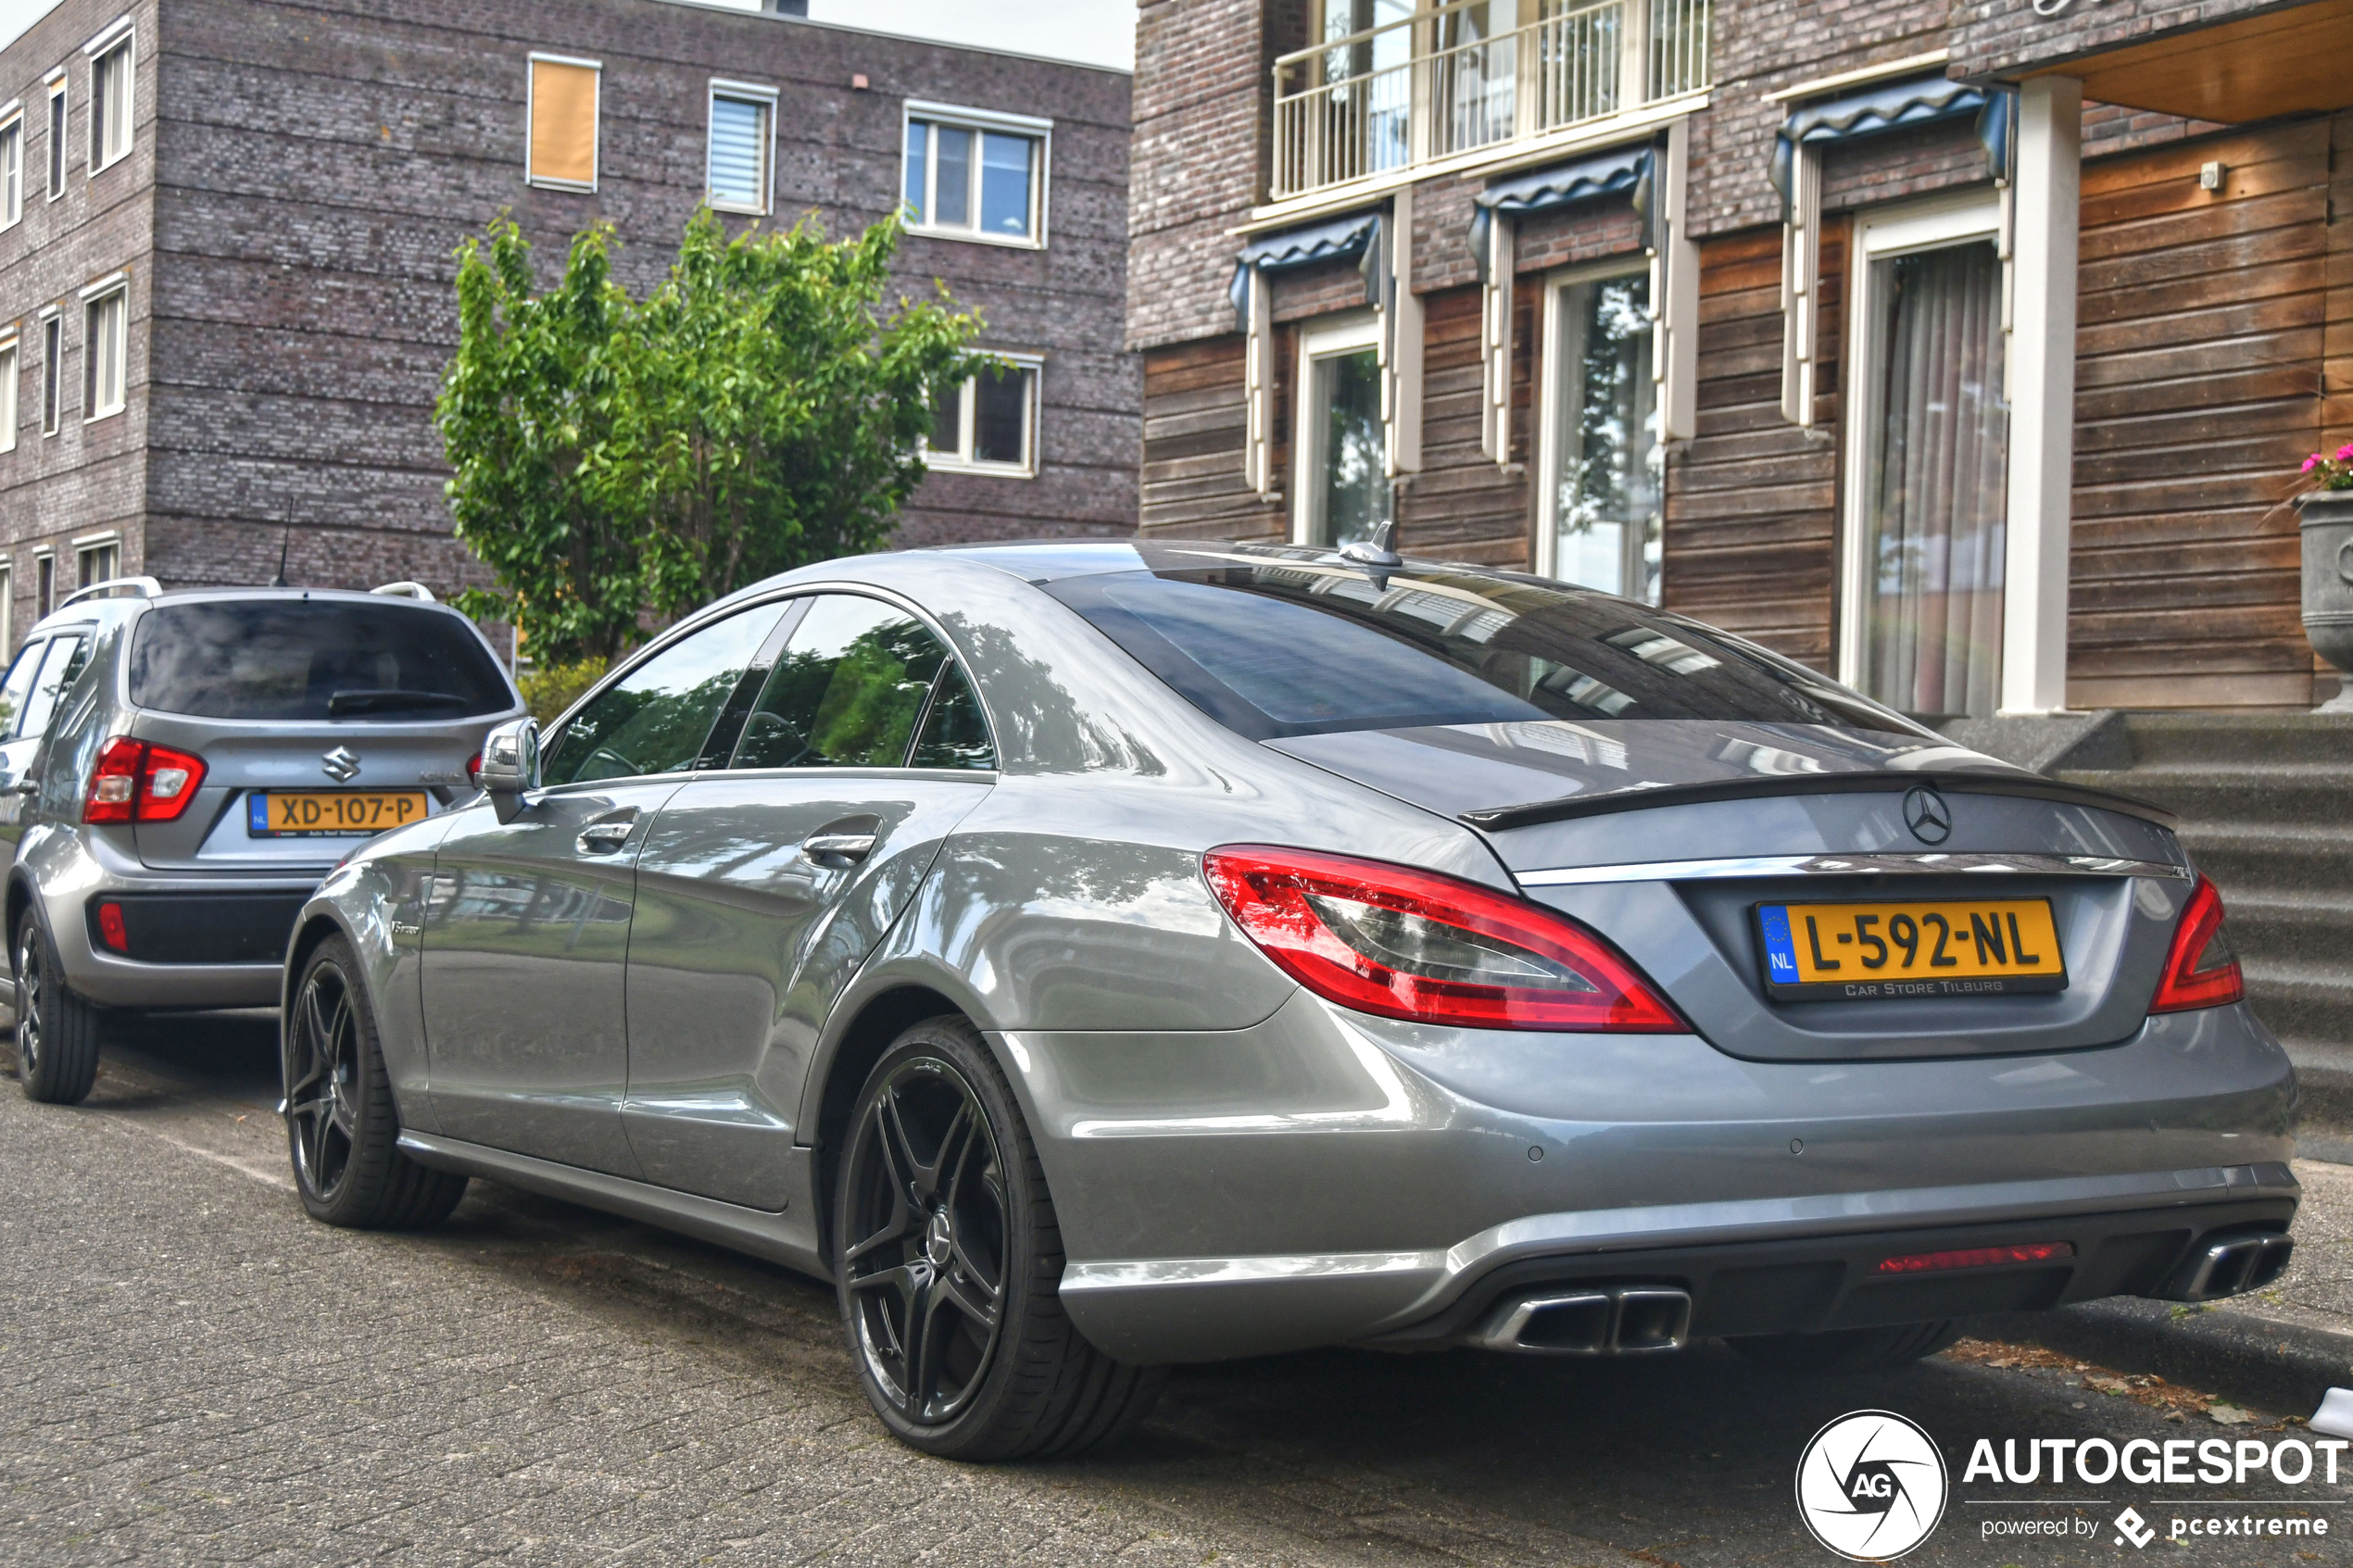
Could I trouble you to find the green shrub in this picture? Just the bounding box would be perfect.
[519,657,608,726]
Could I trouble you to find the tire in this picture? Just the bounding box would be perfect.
[1729,1319,1966,1373]
[14,912,102,1105]
[283,935,468,1230]
[834,1015,1162,1460]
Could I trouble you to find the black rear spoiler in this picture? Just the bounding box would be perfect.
[1458,771,2178,834]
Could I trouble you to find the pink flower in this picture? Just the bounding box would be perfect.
[2309,455,2323,471]
[2338,443,2353,460]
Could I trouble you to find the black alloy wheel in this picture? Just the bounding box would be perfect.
[841,1053,1010,1428]
[15,919,45,1086]
[834,1017,1162,1460]
[284,956,363,1206]
[281,935,468,1230]
[14,915,101,1105]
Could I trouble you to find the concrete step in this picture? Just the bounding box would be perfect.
[2240,955,2353,1047]
[2176,823,2353,897]
[2057,762,2353,827]
[2220,891,2353,969]
[2112,711,2353,769]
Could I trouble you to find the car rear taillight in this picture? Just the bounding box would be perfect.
[1875,1241,2073,1274]
[82,737,208,825]
[2151,874,2244,1014]
[1203,845,1686,1032]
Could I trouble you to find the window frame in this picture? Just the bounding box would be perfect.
[84,19,132,175]
[705,79,776,216]
[899,100,1051,250]
[44,74,65,202]
[1289,310,1385,547]
[81,273,127,422]
[524,52,601,193]
[1834,189,2005,696]
[1532,256,1662,598]
[924,352,1043,478]
[32,550,53,618]
[38,308,60,435]
[73,532,119,590]
[0,104,22,229]
[0,335,18,453]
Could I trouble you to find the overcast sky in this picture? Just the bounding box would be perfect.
[0,0,1134,69]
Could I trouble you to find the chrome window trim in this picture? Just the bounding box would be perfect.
[1516,852,2191,887]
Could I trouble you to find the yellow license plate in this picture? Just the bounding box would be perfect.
[247,790,430,837]
[1756,897,2067,1000]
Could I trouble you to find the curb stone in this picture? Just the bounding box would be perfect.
[1966,1298,2353,1419]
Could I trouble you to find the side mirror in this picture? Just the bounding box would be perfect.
[474,717,540,824]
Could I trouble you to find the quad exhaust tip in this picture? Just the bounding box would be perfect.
[1475,1286,1692,1356]
[2166,1233,2294,1303]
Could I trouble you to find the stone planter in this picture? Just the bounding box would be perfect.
[2302,489,2353,713]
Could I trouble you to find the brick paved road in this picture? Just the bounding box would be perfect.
[3,1015,2345,1566]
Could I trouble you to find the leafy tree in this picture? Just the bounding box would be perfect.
[437,208,988,665]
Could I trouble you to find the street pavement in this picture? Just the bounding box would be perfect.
[4,1011,2349,1566]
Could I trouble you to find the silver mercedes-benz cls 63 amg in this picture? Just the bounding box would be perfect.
[280,538,2296,1461]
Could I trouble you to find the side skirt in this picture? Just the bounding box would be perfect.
[396,1130,828,1282]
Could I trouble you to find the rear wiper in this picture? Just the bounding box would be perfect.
[327,688,472,717]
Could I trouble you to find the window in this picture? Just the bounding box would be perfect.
[128,601,517,721]
[1839,194,2008,721]
[1291,313,1385,549]
[0,635,36,735]
[82,282,125,420]
[1043,558,1920,742]
[15,633,89,743]
[33,552,51,617]
[0,113,21,227]
[74,537,117,588]
[0,339,18,452]
[926,358,1039,475]
[542,603,786,785]
[44,77,63,200]
[0,566,12,660]
[525,54,599,191]
[1537,264,1662,603]
[87,29,132,172]
[706,82,774,213]
[39,313,59,434]
[901,103,1048,245]
[728,595,988,771]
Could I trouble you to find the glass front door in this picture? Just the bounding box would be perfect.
[1545,270,1661,602]
[1309,345,1386,548]
[1858,238,2007,720]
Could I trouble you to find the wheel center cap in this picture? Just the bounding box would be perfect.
[925,1209,953,1267]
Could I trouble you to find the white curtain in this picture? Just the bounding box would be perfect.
[1863,240,2008,720]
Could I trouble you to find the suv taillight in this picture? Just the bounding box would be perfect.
[2151,874,2244,1013]
[1203,845,1686,1032]
[83,736,208,825]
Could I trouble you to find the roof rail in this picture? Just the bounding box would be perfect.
[370,581,438,602]
[57,575,164,609]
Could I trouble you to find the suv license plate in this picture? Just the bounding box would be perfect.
[1755,897,2067,1001]
[248,790,430,837]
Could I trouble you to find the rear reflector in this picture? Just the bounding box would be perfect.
[95,901,128,953]
[1203,844,1685,1032]
[1875,1241,2075,1274]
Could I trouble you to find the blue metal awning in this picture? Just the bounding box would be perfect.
[1467,143,1652,271]
[1768,76,2014,208]
[1229,209,1383,318]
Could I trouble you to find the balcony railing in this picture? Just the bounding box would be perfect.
[1271,0,1711,201]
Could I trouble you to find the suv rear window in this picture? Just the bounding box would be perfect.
[1042,559,1924,740]
[129,601,513,721]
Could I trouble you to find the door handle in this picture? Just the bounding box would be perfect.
[802,832,877,866]
[577,819,637,855]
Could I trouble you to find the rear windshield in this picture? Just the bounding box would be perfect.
[129,601,514,721]
[1042,559,1925,740]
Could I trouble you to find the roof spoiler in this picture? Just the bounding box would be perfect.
[370,581,438,602]
[57,574,163,609]
[1458,771,2180,834]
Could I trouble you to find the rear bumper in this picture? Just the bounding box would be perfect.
[22,834,311,1008]
[84,890,310,967]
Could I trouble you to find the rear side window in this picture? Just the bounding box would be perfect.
[1043,563,1924,739]
[730,596,950,771]
[17,634,90,742]
[129,603,513,721]
[0,639,47,738]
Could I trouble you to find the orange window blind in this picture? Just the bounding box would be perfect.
[528,57,598,187]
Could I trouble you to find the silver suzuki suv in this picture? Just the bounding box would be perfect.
[6,577,522,1103]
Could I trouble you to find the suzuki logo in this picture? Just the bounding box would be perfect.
[321,746,362,784]
[1903,785,1952,846]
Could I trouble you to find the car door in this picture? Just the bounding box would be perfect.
[622,593,999,1209]
[0,634,89,872]
[421,601,787,1176]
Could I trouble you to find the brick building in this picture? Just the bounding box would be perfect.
[1128,0,2353,715]
[0,0,1136,649]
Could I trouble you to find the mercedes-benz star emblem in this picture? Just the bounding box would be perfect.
[1902,785,1951,846]
[321,746,362,784]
